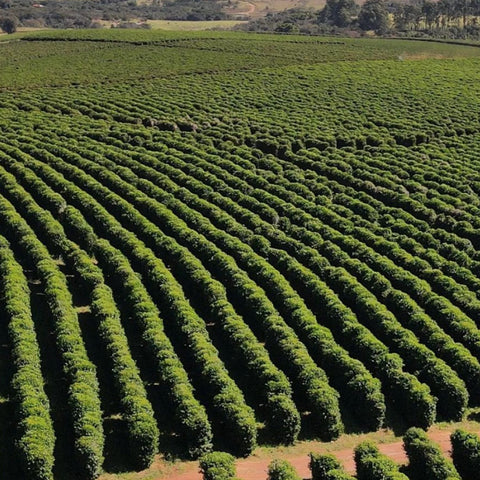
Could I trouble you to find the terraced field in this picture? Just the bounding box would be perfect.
[2,31,480,480]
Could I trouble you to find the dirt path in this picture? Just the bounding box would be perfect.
[243,3,256,15]
[163,429,454,480]
[228,1,255,16]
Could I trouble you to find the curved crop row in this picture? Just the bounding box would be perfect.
[3,143,258,456]
[0,235,55,480]
[0,192,104,479]
[60,132,385,430]
[20,138,343,441]
[78,137,438,426]
[0,145,296,446]
[111,136,480,408]
[0,160,160,468]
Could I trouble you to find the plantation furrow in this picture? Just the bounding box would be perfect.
[59,186,303,444]
[21,139,346,443]
[75,125,480,298]
[147,139,480,363]
[0,143,308,447]
[91,240,214,458]
[131,166,468,418]
[0,143,258,456]
[284,146,480,253]
[239,145,480,301]
[0,235,55,480]
[20,134,442,428]
[174,135,480,303]
[313,148,475,218]
[0,161,160,469]
[56,135,470,422]
[76,134,480,408]
[0,192,104,480]
[245,148,480,296]
[210,144,480,315]
[42,136,388,432]
[11,127,388,432]
[0,147,214,459]
[4,33,480,477]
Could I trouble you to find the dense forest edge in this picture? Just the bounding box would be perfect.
[2,0,480,40]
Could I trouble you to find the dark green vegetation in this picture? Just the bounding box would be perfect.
[0,0,229,29]
[309,454,355,480]
[2,30,480,479]
[267,459,302,480]
[399,428,460,479]
[451,429,480,479]
[354,441,408,480]
[2,0,480,39]
[238,0,480,39]
[305,429,470,480]
[200,451,239,480]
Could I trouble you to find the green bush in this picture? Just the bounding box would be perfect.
[267,459,301,480]
[450,429,480,480]
[355,441,408,480]
[403,428,460,480]
[325,470,355,480]
[309,453,341,480]
[200,452,236,480]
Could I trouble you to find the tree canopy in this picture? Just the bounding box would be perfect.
[319,0,358,27]
[358,0,389,33]
[0,16,17,34]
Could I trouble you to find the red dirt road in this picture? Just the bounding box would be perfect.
[165,430,454,480]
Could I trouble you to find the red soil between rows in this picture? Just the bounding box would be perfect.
[164,430,453,480]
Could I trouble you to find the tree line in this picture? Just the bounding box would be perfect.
[2,0,480,37]
[0,0,228,33]
[238,0,480,38]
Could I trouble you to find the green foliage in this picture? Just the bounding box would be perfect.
[267,459,301,480]
[320,0,358,27]
[358,0,389,33]
[0,195,104,479]
[0,16,17,34]
[0,236,55,480]
[1,31,480,477]
[309,453,341,480]
[403,428,460,480]
[450,429,480,479]
[200,452,237,480]
[354,441,408,480]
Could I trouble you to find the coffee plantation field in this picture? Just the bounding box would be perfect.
[2,30,480,479]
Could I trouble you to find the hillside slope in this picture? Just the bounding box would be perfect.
[1,31,480,479]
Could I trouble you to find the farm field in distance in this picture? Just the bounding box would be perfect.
[2,30,480,480]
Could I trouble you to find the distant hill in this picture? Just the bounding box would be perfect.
[3,0,322,29]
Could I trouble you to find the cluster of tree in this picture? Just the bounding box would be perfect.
[392,0,480,31]
[0,0,228,32]
[238,0,480,38]
[237,0,390,35]
[2,0,479,36]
